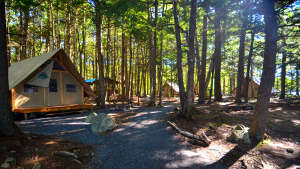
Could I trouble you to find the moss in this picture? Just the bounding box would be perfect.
[221,123,231,127]
[207,122,218,130]
[256,135,272,149]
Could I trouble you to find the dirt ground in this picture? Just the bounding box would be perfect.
[0,134,93,169]
[167,97,300,169]
[0,110,138,169]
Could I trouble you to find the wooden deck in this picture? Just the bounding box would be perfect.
[13,104,95,114]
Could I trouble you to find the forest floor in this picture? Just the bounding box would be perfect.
[168,97,300,169]
[9,97,300,169]
[0,133,93,169]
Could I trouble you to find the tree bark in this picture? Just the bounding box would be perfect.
[39,14,43,55]
[183,0,197,116]
[65,4,71,57]
[0,1,19,136]
[244,31,255,103]
[214,5,222,101]
[158,0,166,106]
[208,61,215,104]
[173,0,186,110]
[95,1,105,107]
[236,23,247,103]
[6,1,11,65]
[280,39,287,99]
[106,19,111,79]
[121,28,126,98]
[73,8,78,65]
[148,0,157,106]
[45,3,50,52]
[129,35,133,103]
[20,9,29,60]
[198,15,208,103]
[81,10,86,77]
[50,0,56,50]
[250,0,278,141]
[112,27,117,93]
[56,0,60,48]
[296,67,299,96]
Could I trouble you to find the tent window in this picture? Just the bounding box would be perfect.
[66,84,76,92]
[49,79,57,92]
[24,84,38,93]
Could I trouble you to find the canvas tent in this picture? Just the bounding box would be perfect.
[9,49,95,114]
[162,82,179,97]
[232,79,259,98]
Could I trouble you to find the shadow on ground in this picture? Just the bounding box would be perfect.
[18,104,226,169]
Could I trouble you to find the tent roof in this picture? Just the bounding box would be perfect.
[165,82,180,92]
[9,49,60,90]
[9,49,95,97]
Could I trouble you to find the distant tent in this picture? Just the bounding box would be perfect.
[232,79,259,98]
[9,49,95,114]
[85,78,120,99]
[85,78,119,86]
[162,82,179,97]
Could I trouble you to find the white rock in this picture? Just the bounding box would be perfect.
[232,124,251,144]
[86,113,116,133]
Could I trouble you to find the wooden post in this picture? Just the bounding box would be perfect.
[11,89,15,111]
[81,86,84,104]
[60,72,63,104]
[43,87,46,105]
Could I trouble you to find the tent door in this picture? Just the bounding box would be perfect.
[47,73,61,106]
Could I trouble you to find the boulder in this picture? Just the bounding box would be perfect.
[86,113,116,133]
[231,124,251,144]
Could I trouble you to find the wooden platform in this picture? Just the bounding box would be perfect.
[13,104,95,114]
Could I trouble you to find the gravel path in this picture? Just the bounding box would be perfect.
[18,104,225,169]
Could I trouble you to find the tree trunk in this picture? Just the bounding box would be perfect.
[183,0,197,116]
[173,0,185,110]
[290,72,293,95]
[214,5,222,101]
[250,0,278,141]
[223,78,226,95]
[6,1,11,65]
[148,0,157,106]
[65,4,71,57]
[143,60,146,97]
[81,10,86,77]
[236,23,246,103]
[244,31,255,103]
[208,62,215,104]
[0,1,19,136]
[205,57,214,90]
[95,1,105,108]
[121,29,126,98]
[106,19,111,79]
[112,27,117,93]
[137,47,141,103]
[158,0,165,106]
[196,32,201,101]
[46,3,50,52]
[129,35,133,103]
[20,9,29,60]
[39,15,43,55]
[296,67,299,96]
[73,8,78,65]
[50,0,56,50]
[56,0,60,48]
[198,15,208,103]
[280,39,287,99]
